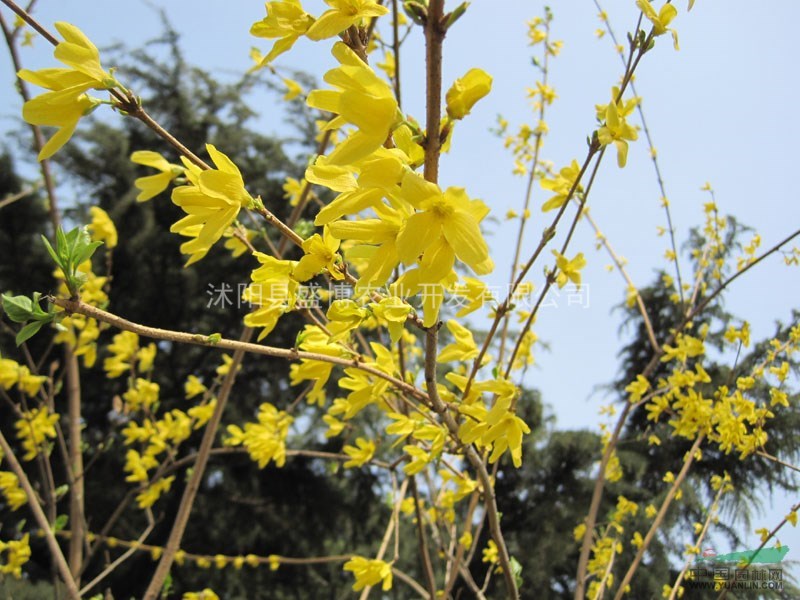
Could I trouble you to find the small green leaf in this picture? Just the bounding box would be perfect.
[54,484,69,501]
[73,240,103,266]
[41,235,63,270]
[207,333,222,345]
[443,1,469,29]
[162,572,173,595]
[16,320,47,346]
[53,514,69,532]
[2,293,33,323]
[55,227,69,263]
[510,556,523,589]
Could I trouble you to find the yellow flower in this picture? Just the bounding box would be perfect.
[282,77,303,100]
[136,476,174,509]
[184,375,207,399]
[307,42,401,165]
[123,378,160,412]
[327,202,405,291]
[188,399,217,429]
[377,51,395,80]
[123,449,158,483]
[438,320,479,363]
[541,160,583,212]
[242,253,299,341]
[552,251,586,288]
[597,96,638,168]
[637,0,680,49]
[103,331,139,378]
[16,366,47,397]
[250,0,315,66]
[18,22,116,160]
[306,0,389,41]
[170,144,253,266]
[625,375,651,403]
[225,403,293,468]
[396,172,493,277]
[292,228,343,281]
[0,472,27,511]
[343,437,375,467]
[0,359,20,390]
[20,89,98,161]
[370,296,412,343]
[283,176,303,206]
[483,396,530,468]
[137,343,157,373]
[88,206,117,249]
[0,534,31,579]
[15,407,59,461]
[182,589,219,600]
[343,556,392,591]
[446,68,493,120]
[131,151,184,201]
[482,540,499,565]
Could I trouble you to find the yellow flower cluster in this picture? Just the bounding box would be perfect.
[103,330,157,378]
[0,358,47,398]
[0,470,26,511]
[0,534,31,579]
[343,556,392,592]
[225,403,293,468]
[15,407,58,461]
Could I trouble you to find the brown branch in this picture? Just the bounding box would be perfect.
[613,434,704,599]
[51,297,427,403]
[410,476,437,598]
[424,328,519,598]
[423,0,445,184]
[0,430,80,599]
[143,328,252,599]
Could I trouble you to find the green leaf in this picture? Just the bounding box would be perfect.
[55,226,69,263]
[162,572,173,595]
[53,514,69,532]
[16,320,47,346]
[2,293,34,323]
[54,484,69,501]
[41,235,63,270]
[510,556,523,589]
[73,240,103,266]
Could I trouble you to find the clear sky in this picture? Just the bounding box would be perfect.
[2,0,799,576]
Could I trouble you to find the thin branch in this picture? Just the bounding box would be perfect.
[143,328,252,599]
[613,434,705,599]
[410,476,437,598]
[78,511,154,597]
[0,429,80,599]
[424,328,519,598]
[50,297,428,403]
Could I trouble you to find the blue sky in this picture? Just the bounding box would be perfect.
[2,0,799,576]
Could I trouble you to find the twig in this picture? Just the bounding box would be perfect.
[0,429,80,599]
[612,434,705,599]
[78,510,154,596]
[142,328,252,599]
[50,297,428,403]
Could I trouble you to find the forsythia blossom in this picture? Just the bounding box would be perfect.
[131,151,185,201]
[446,68,493,120]
[306,0,388,41]
[18,22,118,160]
[307,42,402,165]
[170,144,254,265]
[343,556,393,591]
